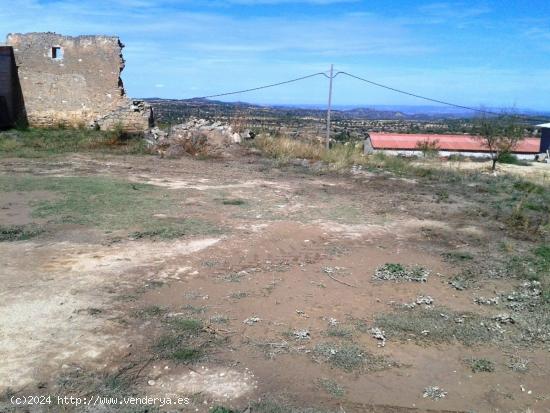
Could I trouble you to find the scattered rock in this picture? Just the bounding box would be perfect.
[423,386,447,400]
[295,310,309,318]
[416,295,434,306]
[243,316,261,325]
[293,329,311,340]
[370,327,386,347]
[150,117,252,158]
[505,281,542,311]
[474,296,500,305]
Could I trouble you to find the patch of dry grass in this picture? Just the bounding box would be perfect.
[252,135,324,161]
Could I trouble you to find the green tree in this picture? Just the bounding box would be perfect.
[475,117,525,171]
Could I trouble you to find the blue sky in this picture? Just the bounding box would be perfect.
[1,0,549,110]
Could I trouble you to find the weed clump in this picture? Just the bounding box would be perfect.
[0,224,44,241]
[154,317,205,363]
[316,378,345,398]
[467,358,495,373]
[313,343,390,372]
[374,263,430,282]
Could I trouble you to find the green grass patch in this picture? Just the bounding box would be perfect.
[153,317,209,363]
[375,308,495,346]
[130,219,218,240]
[0,175,220,237]
[0,224,44,241]
[0,128,149,158]
[325,325,354,339]
[313,342,390,372]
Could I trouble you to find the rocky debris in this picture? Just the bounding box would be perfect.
[147,117,254,158]
[374,263,430,283]
[474,296,500,305]
[94,100,153,133]
[370,327,386,347]
[449,278,467,290]
[145,126,168,144]
[508,355,530,372]
[243,316,261,325]
[295,309,310,318]
[423,386,447,400]
[416,295,434,306]
[505,281,542,311]
[325,317,339,326]
[401,295,434,309]
[293,329,311,340]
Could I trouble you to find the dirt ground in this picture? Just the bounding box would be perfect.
[0,150,549,413]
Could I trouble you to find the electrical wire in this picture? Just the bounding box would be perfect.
[182,68,548,124]
[336,71,549,123]
[189,72,329,100]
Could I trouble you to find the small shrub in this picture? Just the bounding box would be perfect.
[499,152,530,166]
[374,263,430,282]
[0,224,44,241]
[468,358,495,373]
[316,378,345,398]
[416,139,440,158]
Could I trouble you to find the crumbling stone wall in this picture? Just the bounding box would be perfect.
[5,32,153,132]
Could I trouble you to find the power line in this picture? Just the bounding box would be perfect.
[190,72,329,100]
[336,71,549,123]
[336,71,502,116]
[183,67,549,124]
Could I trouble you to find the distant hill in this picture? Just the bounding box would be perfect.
[143,98,550,125]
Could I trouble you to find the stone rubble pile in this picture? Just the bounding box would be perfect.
[146,117,255,157]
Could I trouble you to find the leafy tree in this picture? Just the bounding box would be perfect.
[475,117,525,171]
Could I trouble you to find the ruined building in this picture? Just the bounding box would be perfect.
[0,32,153,132]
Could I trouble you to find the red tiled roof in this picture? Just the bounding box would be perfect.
[369,133,540,154]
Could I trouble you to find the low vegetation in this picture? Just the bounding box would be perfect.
[467,358,495,373]
[375,308,496,346]
[0,224,44,241]
[154,316,220,363]
[0,128,149,157]
[313,342,390,372]
[0,175,220,238]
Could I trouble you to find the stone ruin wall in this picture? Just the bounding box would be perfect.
[5,32,153,133]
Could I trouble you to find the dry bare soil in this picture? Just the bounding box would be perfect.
[0,149,549,413]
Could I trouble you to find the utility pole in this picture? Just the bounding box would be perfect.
[326,64,334,149]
